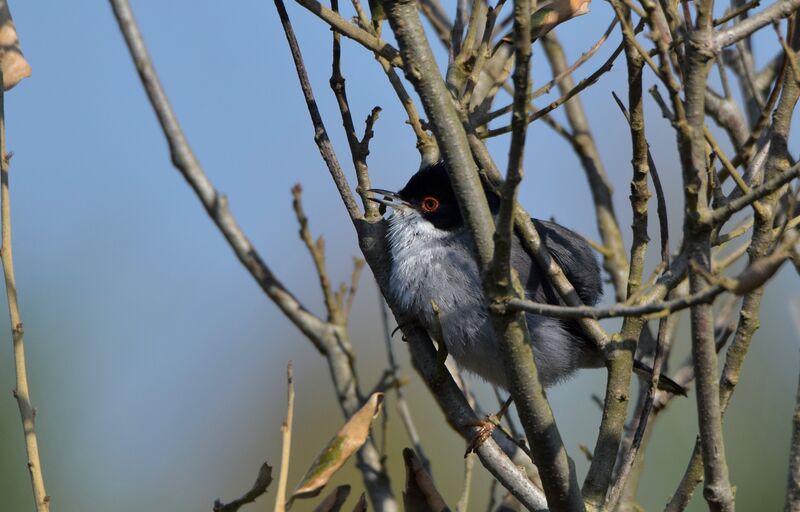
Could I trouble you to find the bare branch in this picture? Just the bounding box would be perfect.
[0,70,49,512]
[710,161,800,226]
[294,0,403,66]
[274,362,295,512]
[786,346,800,512]
[714,0,800,51]
[542,32,629,301]
[109,0,331,348]
[385,0,495,268]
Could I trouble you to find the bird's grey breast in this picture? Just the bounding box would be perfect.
[386,212,509,383]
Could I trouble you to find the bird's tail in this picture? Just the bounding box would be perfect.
[633,359,688,396]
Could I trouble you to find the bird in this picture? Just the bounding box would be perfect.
[369,161,685,395]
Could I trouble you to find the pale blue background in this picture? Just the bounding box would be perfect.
[0,2,797,511]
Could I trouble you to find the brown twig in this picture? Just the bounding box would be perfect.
[274,362,295,512]
[329,8,381,219]
[293,0,403,66]
[0,70,49,512]
[292,185,340,323]
[456,454,475,512]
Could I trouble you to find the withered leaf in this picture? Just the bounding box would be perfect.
[402,448,450,512]
[314,485,351,512]
[288,393,384,507]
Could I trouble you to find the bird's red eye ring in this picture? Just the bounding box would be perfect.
[421,196,440,213]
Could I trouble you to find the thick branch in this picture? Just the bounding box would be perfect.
[486,1,585,509]
[384,0,496,268]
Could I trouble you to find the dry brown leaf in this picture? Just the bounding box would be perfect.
[402,448,450,512]
[0,2,31,90]
[288,393,384,507]
[530,0,591,39]
[314,485,351,512]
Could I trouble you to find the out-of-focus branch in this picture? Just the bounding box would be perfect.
[213,463,273,512]
[293,185,340,323]
[274,362,295,512]
[0,71,49,512]
[786,355,800,512]
[0,2,30,90]
[456,454,475,512]
[378,294,430,473]
[704,89,749,151]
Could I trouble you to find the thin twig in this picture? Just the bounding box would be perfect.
[329,7,380,220]
[274,362,295,512]
[529,18,618,102]
[292,184,340,323]
[293,0,403,66]
[710,161,800,226]
[378,292,431,474]
[714,0,800,50]
[0,71,50,512]
[456,454,475,512]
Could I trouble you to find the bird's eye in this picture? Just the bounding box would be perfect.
[421,196,440,213]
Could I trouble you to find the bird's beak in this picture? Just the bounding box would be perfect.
[367,189,411,211]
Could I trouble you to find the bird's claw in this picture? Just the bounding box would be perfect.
[464,415,501,457]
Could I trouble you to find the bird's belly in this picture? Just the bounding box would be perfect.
[388,235,592,389]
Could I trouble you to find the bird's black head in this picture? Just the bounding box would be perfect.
[371,162,500,231]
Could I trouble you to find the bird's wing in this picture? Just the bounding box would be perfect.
[512,218,603,306]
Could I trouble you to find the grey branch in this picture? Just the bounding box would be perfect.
[714,0,800,51]
[786,354,800,512]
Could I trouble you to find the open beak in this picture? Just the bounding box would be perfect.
[367,189,411,212]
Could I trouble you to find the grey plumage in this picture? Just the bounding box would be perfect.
[378,162,685,395]
[386,200,604,389]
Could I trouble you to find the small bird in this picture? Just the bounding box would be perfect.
[370,162,684,394]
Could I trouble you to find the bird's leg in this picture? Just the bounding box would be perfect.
[464,396,514,456]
